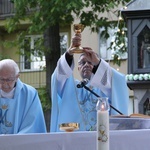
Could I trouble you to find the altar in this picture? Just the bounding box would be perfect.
[0,129,150,150]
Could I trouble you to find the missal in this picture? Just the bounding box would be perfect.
[110,113,150,118]
[109,114,150,130]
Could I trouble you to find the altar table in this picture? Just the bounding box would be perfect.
[0,129,150,150]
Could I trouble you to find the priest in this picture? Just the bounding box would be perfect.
[50,33,129,132]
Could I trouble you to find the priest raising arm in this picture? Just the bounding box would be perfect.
[50,33,129,132]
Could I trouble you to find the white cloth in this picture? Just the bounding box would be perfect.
[0,88,15,98]
[0,130,150,150]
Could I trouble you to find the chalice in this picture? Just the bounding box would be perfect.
[59,123,80,132]
[72,24,85,53]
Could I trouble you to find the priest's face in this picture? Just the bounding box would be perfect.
[0,66,19,93]
[78,54,94,80]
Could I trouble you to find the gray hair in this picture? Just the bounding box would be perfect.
[0,59,20,75]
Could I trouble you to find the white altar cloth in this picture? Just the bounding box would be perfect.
[0,129,150,150]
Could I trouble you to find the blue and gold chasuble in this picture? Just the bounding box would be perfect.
[0,79,47,134]
[50,69,129,132]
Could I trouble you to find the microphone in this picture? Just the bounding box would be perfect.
[77,78,89,88]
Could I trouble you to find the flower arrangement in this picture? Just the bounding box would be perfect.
[126,74,150,81]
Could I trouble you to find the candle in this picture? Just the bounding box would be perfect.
[96,97,110,150]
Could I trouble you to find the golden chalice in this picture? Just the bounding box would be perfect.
[59,123,80,132]
[72,24,84,53]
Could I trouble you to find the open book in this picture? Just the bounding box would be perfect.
[110,113,150,119]
[129,113,150,118]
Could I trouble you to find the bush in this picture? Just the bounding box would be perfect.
[38,86,51,112]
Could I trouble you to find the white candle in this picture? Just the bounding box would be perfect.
[96,98,109,150]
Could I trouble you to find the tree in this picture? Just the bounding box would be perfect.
[5,0,131,103]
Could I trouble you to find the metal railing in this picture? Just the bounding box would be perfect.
[0,0,15,18]
[0,0,39,19]
[16,61,46,89]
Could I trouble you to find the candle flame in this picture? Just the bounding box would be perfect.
[101,103,105,111]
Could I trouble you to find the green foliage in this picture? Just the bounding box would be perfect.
[0,55,10,60]
[5,0,131,66]
[38,86,51,112]
[107,21,128,66]
[7,0,131,32]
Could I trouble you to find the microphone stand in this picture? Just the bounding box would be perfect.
[82,84,123,115]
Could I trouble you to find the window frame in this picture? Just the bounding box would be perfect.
[20,35,45,72]
[20,33,69,72]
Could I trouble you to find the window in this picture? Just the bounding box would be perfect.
[20,33,69,71]
[60,32,68,55]
[99,27,127,61]
[20,35,45,71]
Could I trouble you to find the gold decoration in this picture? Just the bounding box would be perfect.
[2,104,8,109]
